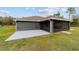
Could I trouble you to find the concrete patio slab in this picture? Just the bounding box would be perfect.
[6,30,50,41]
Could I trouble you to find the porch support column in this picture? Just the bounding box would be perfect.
[68,21,70,30]
[16,21,18,31]
[50,20,53,32]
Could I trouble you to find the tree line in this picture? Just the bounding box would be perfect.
[0,16,15,26]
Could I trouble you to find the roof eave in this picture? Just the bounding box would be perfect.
[50,18,70,21]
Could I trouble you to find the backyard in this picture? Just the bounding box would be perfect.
[0,26,79,51]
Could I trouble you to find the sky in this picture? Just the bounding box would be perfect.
[0,7,79,19]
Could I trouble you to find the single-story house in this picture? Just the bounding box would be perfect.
[16,16,70,33]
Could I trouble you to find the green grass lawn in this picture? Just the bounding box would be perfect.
[0,26,79,51]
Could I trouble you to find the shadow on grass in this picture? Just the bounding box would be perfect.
[71,25,79,27]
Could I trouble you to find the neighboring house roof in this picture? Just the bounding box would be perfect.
[16,16,70,22]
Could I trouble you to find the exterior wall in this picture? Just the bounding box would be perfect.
[53,20,70,32]
[16,20,70,32]
[40,20,50,32]
[16,21,40,31]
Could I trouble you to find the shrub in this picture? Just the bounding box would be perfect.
[71,18,79,26]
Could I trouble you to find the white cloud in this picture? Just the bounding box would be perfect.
[31,7,35,10]
[38,7,69,18]
[25,7,69,19]
[0,10,9,16]
[0,10,9,14]
[25,8,29,9]
[25,7,35,10]
[38,8,48,12]
[38,7,59,16]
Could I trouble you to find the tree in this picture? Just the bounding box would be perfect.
[6,16,14,25]
[0,16,15,25]
[67,7,76,21]
[53,11,60,17]
[71,15,79,26]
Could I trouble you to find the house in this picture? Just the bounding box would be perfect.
[16,16,70,33]
[6,16,70,41]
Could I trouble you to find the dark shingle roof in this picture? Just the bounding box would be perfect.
[16,16,70,22]
[16,16,47,22]
[22,16,45,20]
